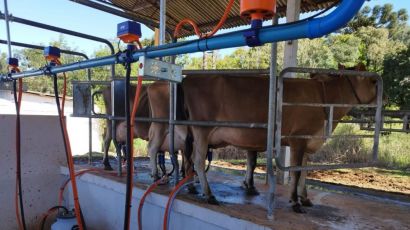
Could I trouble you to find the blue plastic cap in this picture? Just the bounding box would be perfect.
[43,46,61,58]
[7,57,19,67]
[117,21,142,38]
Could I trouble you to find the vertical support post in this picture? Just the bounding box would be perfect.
[283,0,301,78]
[266,15,278,220]
[372,79,383,161]
[276,147,290,185]
[327,106,334,138]
[159,0,179,183]
[3,0,12,58]
[87,69,93,164]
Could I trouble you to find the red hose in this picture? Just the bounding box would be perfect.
[12,66,24,230]
[137,178,166,230]
[163,174,194,230]
[174,0,235,38]
[52,59,84,230]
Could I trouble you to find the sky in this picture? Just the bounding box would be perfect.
[0,0,409,58]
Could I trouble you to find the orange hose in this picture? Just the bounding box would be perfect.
[58,168,117,206]
[12,66,24,230]
[50,58,84,230]
[137,178,166,230]
[174,0,235,38]
[163,174,194,230]
[55,60,66,114]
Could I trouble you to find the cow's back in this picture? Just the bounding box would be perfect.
[182,75,327,152]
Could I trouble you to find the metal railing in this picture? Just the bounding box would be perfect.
[274,67,383,171]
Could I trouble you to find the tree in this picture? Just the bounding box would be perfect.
[382,45,410,109]
[345,4,408,35]
[355,27,406,72]
[297,38,335,68]
[327,34,361,67]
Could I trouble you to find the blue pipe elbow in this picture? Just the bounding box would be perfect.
[308,0,365,38]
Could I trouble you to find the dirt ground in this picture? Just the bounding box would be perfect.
[211,160,410,195]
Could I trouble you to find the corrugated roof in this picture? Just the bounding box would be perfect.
[109,0,340,37]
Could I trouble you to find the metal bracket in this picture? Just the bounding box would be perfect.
[138,56,183,83]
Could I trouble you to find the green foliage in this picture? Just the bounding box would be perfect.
[382,45,410,109]
[328,34,361,67]
[313,124,410,170]
[297,38,335,68]
[346,4,408,34]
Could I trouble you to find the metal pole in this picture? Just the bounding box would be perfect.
[266,15,278,220]
[159,0,178,184]
[0,40,89,59]
[0,13,115,78]
[3,0,12,57]
[5,0,365,81]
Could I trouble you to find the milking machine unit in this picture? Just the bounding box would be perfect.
[241,0,276,46]
[117,20,142,230]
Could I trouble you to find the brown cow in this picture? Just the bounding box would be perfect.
[154,64,377,212]
[146,82,191,181]
[102,84,187,176]
[101,85,150,170]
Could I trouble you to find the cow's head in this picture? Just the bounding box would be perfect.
[340,63,379,104]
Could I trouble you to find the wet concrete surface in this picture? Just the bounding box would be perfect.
[77,159,410,230]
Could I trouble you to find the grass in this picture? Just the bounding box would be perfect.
[314,124,410,170]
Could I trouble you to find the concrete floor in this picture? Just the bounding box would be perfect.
[82,159,410,230]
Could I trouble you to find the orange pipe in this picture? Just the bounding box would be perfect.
[163,174,194,230]
[12,66,24,230]
[174,0,235,38]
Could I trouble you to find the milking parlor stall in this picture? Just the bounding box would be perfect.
[1,0,409,229]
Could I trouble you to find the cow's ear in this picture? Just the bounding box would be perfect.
[338,63,345,70]
[355,63,366,71]
[310,74,333,82]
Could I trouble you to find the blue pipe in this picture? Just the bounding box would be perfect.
[7,0,364,80]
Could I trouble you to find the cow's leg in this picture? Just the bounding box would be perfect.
[298,153,313,207]
[148,125,164,181]
[102,122,113,170]
[193,133,217,204]
[242,151,259,196]
[289,146,305,213]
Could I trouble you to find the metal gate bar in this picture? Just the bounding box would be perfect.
[274,67,383,172]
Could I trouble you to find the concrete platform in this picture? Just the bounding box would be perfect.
[63,159,410,230]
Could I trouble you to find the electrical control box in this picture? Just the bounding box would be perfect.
[117,21,142,43]
[138,57,183,83]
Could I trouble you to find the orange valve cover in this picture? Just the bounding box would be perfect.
[240,0,276,20]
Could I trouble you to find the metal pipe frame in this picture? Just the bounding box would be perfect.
[266,15,279,220]
[0,39,89,60]
[0,39,94,164]
[4,0,365,80]
[3,0,12,57]
[0,12,115,78]
[69,0,174,37]
[274,67,384,172]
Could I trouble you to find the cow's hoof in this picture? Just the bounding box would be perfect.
[246,187,260,196]
[301,198,314,207]
[187,185,199,194]
[104,164,113,171]
[207,195,219,205]
[152,175,161,182]
[292,203,306,214]
[242,181,259,196]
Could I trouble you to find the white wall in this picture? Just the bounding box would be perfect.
[0,92,102,155]
[63,168,269,230]
[0,115,66,229]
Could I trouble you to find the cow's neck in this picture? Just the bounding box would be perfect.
[323,77,359,120]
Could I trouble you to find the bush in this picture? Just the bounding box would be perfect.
[311,124,370,164]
